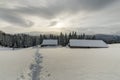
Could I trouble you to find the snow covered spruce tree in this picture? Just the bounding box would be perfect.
[1,30,120,48]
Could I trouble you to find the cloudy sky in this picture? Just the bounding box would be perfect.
[0,0,120,34]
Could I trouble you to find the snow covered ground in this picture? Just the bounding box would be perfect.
[0,47,36,80]
[39,44,120,80]
[1,44,120,80]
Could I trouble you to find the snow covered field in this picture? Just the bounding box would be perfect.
[0,47,36,80]
[40,44,120,80]
[1,44,120,80]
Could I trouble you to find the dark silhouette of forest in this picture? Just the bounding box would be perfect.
[0,31,120,48]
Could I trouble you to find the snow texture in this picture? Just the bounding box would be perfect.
[29,48,42,80]
[0,48,35,80]
[17,47,43,80]
[0,47,43,80]
[40,44,120,80]
[1,44,120,80]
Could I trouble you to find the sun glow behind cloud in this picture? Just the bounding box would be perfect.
[0,0,119,34]
[54,22,65,28]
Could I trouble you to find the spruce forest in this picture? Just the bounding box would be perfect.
[0,31,120,48]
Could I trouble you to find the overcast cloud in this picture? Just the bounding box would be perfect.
[0,0,119,34]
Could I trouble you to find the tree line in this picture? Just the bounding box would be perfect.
[0,31,120,48]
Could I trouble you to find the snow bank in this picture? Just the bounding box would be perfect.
[0,46,12,50]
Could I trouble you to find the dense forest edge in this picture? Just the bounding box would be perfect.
[0,30,120,48]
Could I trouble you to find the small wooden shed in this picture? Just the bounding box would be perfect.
[41,39,58,47]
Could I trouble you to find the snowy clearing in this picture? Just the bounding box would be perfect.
[40,44,120,80]
[0,47,36,80]
[1,44,120,80]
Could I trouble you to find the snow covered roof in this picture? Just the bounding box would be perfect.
[41,39,58,45]
[69,39,108,48]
